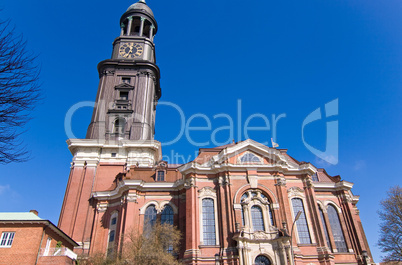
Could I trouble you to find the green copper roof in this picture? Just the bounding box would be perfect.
[0,212,43,221]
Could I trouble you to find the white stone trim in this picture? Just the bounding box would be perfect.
[140,201,160,214]
[324,201,342,214]
[160,201,178,214]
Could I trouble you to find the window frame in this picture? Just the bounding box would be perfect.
[0,232,15,248]
[327,204,348,253]
[240,190,273,233]
[107,211,119,255]
[198,187,219,246]
[290,197,313,245]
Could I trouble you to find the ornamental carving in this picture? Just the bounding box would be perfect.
[343,194,353,203]
[198,186,216,198]
[184,177,196,189]
[275,176,286,187]
[287,187,305,198]
[253,231,269,240]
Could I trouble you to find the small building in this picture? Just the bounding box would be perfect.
[0,210,78,265]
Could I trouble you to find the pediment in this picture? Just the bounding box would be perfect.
[179,139,316,175]
[115,83,134,90]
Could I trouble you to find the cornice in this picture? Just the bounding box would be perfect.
[313,181,354,192]
[92,179,183,201]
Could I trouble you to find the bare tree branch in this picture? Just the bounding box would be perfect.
[378,185,402,262]
[0,15,41,164]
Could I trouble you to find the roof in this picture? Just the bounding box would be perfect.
[0,212,79,247]
[126,1,154,17]
[0,212,43,221]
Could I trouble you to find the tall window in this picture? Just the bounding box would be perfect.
[107,212,118,256]
[291,198,312,244]
[319,207,331,248]
[327,205,348,252]
[0,232,15,247]
[161,205,174,225]
[144,205,157,230]
[114,118,125,134]
[251,205,265,231]
[202,198,216,245]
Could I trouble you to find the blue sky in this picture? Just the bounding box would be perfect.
[1,0,402,261]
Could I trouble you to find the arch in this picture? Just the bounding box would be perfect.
[324,200,342,214]
[113,117,126,134]
[159,201,178,214]
[327,204,348,252]
[161,204,174,225]
[234,183,278,205]
[254,255,271,265]
[140,201,160,214]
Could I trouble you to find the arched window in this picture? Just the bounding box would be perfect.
[255,255,271,265]
[251,205,265,231]
[107,212,118,256]
[319,207,331,249]
[202,198,216,245]
[144,205,157,230]
[291,198,311,244]
[240,153,260,163]
[161,205,174,225]
[327,205,348,252]
[114,118,125,134]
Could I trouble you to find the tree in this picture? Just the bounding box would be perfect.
[81,223,182,265]
[0,17,40,164]
[378,185,402,262]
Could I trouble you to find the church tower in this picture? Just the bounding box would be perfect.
[86,0,161,141]
[58,1,164,254]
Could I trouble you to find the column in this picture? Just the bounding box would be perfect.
[127,16,133,36]
[149,25,155,41]
[139,17,146,36]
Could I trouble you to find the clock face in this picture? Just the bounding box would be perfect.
[119,42,143,59]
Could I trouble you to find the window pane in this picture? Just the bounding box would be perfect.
[327,205,348,252]
[291,198,312,244]
[161,205,174,225]
[255,255,271,265]
[202,198,216,245]
[319,208,331,248]
[268,205,274,226]
[240,153,260,163]
[251,205,265,231]
[109,230,115,242]
[144,205,157,229]
[0,232,15,247]
[312,173,319,182]
[157,171,165,181]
